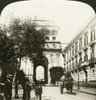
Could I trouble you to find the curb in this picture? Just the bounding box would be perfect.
[73,89,96,96]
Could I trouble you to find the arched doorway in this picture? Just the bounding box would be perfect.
[33,56,48,84]
[36,65,44,81]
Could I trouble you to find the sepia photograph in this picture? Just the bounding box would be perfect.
[0,0,96,100]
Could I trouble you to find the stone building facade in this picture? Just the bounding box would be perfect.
[63,15,96,86]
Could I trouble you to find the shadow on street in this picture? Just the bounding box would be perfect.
[63,92,77,95]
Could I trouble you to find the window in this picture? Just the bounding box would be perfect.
[84,50,88,62]
[91,29,95,41]
[91,46,94,61]
[53,43,56,48]
[84,33,88,46]
[75,57,77,66]
[72,59,74,67]
[69,60,71,69]
[52,30,57,35]
[52,37,56,40]
[79,53,82,64]
[47,43,49,48]
[79,38,82,50]
[75,42,78,53]
[46,36,49,40]
[72,46,74,56]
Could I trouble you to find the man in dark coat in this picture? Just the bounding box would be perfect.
[25,78,31,100]
[4,74,13,100]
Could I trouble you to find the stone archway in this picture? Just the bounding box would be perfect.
[33,56,48,84]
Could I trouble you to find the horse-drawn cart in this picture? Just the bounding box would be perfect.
[60,76,73,94]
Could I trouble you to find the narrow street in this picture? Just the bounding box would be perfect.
[12,86,96,100]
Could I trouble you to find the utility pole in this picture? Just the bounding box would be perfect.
[77,69,80,90]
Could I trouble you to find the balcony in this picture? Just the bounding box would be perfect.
[89,58,96,65]
[81,62,89,68]
[89,58,96,68]
[66,69,71,73]
[66,63,79,73]
[65,62,81,73]
[81,62,89,67]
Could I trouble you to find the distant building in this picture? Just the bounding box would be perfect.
[21,19,64,83]
[63,15,96,86]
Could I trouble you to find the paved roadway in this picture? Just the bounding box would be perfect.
[42,86,96,100]
[12,86,96,100]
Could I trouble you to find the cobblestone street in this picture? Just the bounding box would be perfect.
[11,86,96,100]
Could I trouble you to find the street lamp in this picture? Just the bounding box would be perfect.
[77,63,80,90]
[77,69,80,90]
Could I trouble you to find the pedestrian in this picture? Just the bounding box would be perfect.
[31,82,35,90]
[25,78,31,100]
[60,74,66,94]
[68,75,73,93]
[14,80,19,99]
[60,81,64,94]
[34,81,42,100]
[4,74,13,100]
[22,76,27,100]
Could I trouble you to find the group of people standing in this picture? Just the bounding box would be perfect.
[0,74,43,100]
[23,79,43,100]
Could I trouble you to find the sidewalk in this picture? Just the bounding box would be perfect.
[73,85,96,96]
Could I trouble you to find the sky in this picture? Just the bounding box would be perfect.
[0,0,95,44]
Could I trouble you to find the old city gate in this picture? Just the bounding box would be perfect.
[33,56,48,84]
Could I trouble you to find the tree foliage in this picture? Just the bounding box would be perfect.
[0,17,48,87]
[0,26,14,62]
[49,66,64,81]
[7,18,47,60]
[0,17,47,75]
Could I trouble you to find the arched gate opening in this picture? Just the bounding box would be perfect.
[33,56,48,84]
